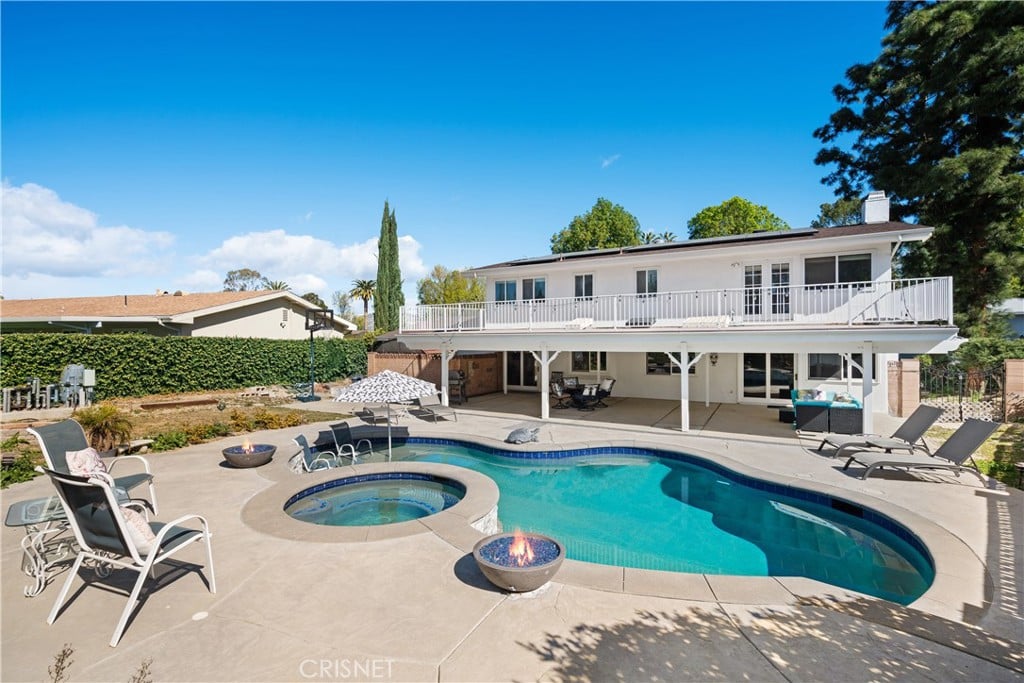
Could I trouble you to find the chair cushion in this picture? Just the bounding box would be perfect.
[599,379,614,391]
[121,507,156,554]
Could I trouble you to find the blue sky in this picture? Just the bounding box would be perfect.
[1,1,888,308]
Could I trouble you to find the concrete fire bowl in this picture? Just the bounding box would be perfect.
[222,444,276,468]
[472,532,565,592]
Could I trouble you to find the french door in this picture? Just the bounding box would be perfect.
[742,353,795,401]
[506,351,538,388]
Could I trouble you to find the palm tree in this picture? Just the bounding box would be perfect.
[264,279,290,291]
[349,279,376,331]
[659,231,677,243]
[641,231,659,244]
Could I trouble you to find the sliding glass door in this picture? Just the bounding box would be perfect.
[742,353,794,401]
[506,351,538,388]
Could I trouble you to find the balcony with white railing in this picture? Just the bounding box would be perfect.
[399,277,954,333]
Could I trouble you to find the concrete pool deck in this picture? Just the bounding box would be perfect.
[2,398,1022,681]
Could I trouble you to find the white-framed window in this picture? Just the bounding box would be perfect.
[636,269,658,296]
[646,351,696,375]
[571,351,606,373]
[523,278,546,300]
[804,254,872,285]
[495,280,516,302]
[574,274,593,299]
[808,353,877,380]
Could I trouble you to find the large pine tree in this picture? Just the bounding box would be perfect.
[373,201,404,331]
[814,1,1024,335]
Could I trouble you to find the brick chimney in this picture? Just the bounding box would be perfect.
[861,190,890,224]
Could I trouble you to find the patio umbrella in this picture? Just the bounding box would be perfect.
[332,369,437,459]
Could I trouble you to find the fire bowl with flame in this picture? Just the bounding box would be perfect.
[222,440,276,468]
[472,530,565,592]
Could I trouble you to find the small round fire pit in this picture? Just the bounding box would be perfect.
[473,531,565,592]
[222,443,276,468]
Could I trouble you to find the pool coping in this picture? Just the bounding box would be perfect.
[239,433,987,616]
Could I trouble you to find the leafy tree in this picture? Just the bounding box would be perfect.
[550,198,641,253]
[810,198,863,228]
[660,231,677,243]
[417,265,486,305]
[349,279,376,332]
[265,280,290,291]
[686,197,789,239]
[301,292,327,308]
[223,268,265,291]
[373,200,404,331]
[332,291,354,319]
[814,1,1024,335]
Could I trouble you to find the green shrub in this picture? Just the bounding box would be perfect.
[151,431,189,452]
[0,334,369,399]
[2,453,41,488]
[75,403,133,450]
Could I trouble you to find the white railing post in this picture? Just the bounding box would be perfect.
[946,277,954,325]
[846,283,853,325]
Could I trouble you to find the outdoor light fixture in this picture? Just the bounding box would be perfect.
[710,353,719,366]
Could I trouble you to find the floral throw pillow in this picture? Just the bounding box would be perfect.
[120,507,156,555]
[66,447,108,476]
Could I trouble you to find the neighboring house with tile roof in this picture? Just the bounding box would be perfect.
[0,290,357,339]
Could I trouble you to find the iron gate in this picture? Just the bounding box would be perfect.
[920,363,1005,422]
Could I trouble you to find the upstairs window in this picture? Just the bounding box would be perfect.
[805,254,872,285]
[523,278,546,300]
[495,280,516,302]
[574,274,594,299]
[636,269,658,296]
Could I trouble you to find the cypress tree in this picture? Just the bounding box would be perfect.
[373,200,404,331]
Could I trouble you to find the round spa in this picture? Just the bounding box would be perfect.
[284,472,466,527]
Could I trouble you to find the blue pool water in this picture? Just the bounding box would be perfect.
[385,441,934,605]
[285,473,464,526]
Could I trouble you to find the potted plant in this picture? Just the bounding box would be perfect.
[75,403,133,454]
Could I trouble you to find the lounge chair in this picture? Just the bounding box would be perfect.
[842,418,999,481]
[550,382,572,409]
[323,422,373,464]
[40,468,215,647]
[292,434,342,472]
[28,419,158,514]
[820,404,944,458]
[416,393,458,422]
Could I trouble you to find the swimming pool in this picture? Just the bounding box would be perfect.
[381,439,933,605]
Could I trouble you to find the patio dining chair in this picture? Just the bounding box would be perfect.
[28,419,158,515]
[39,468,215,647]
[573,385,601,411]
[550,382,572,409]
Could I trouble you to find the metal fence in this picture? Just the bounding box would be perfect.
[920,363,1005,422]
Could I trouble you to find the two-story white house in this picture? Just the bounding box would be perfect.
[398,192,961,433]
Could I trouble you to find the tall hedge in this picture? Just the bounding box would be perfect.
[0,334,368,399]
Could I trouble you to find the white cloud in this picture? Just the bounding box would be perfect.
[601,154,621,169]
[1,181,175,279]
[190,229,427,300]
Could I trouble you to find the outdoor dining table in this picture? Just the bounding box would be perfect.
[4,495,74,597]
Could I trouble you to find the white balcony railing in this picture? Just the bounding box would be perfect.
[399,277,954,333]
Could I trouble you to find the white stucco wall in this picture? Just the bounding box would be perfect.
[189,300,347,339]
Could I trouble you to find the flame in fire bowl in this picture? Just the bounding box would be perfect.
[222,441,276,468]
[473,531,565,592]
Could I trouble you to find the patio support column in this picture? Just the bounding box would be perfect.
[704,355,711,407]
[530,348,561,420]
[668,345,703,432]
[861,343,874,434]
[502,352,508,395]
[440,347,452,406]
